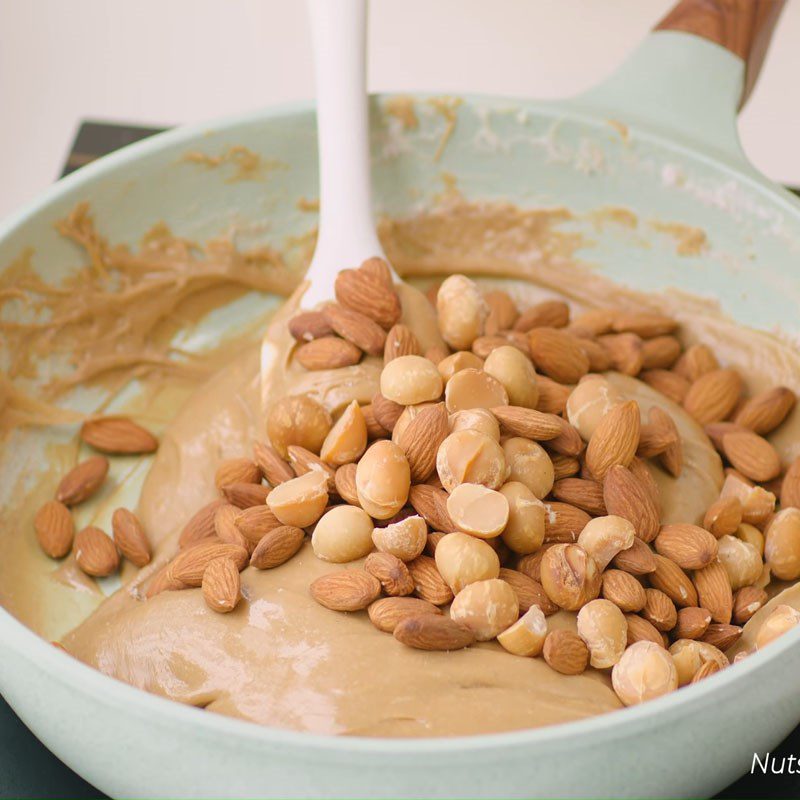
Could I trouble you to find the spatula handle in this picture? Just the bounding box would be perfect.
[655,0,786,104]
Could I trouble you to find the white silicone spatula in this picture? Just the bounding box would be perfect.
[301,0,399,310]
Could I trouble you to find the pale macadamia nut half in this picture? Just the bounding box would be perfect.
[438,351,484,381]
[446,483,510,539]
[577,598,628,669]
[380,355,443,406]
[755,604,800,649]
[267,394,333,458]
[765,508,800,581]
[267,470,329,527]
[502,437,554,499]
[483,345,539,409]
[436,274,487,351]
[356,440,411,520]
[499,481,546,554]
[437,429,507,492]
[320,400,368,466]
[445,368,509,413]
[448,408,501,441]
[716,534,762,590]
[497,605,548,656]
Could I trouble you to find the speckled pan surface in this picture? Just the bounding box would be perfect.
[2,31,800,798]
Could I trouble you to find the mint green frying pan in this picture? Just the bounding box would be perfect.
[0,1,798,797]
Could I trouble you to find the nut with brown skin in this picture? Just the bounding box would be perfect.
[673,606,712,640]
[543,629,589,675]
[585,400,641,480]
[540,543,601,611]
[601,569,646,613]
[732,586,767,625]
[364,553,415,597]
[654,524,718,571]
[612,641,678,706]
[703,496,743,539]
[641,588,677,632]
[450,579,519,641]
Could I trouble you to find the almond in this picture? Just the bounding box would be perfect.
[214,504,250,550]
[168,541,248,586]
[74,526,119,577]
[568,308,617,337]
[408,484,456,532]
[703,496,743,539]
[362,404,390,440]
[221,482,271,509]
[484,290,519,334]
[693,559,733,623]
[597,333,643,376]
[601,569,646,612]
[545,418,585,458]
[552,478,607,516]
[55,456,109,506]
[640,369,690,404]
[287,445,336,490]
[673,606,712,640]
[528,328,589,384]
[79,416,158,454]
[491,406,562,440]
[782,458,800,508]
[683,369,742,425]
[425,531,447,556]
[34,500,74,558]
[333,463,359,505]
[640,406,683,477]
[641,336,682,370]
[603,465,660,543]
[393,613,474,650]
[214,458,262,489]
[514,300,570,332]
[543,629,589,675]
[611,537,656,575]
[359,256,394,286]
[323,304,387,356]
[721,430,781,483]
[310,569,381,611]
[649,554,698,607]
[543,502,591,544]
[407,554,454,605]
[249,525,305,569]
[384,324,421,363]
[371,392,404,432]
[732,586,767,625]
[145,563,186,598]
[234,505,284,543]
[734,386,796,435]
[368,596,441,632]
[641,588,677,631]
[611,312,677,339]
[654,524,718,570]
[585,401,641,480]
[535,376,572,415]
[111,508,151,567]
[295,336,362,370]
[393,403,449,482]
[625,614,666,647]
[335,266,402,329]
[578,338,612,372]
[701,623,742,651]
[551,454,581,481]
[628,458,662,513]
[252,441,294,486]
[202,557,241,613]
[365,551,415,596]
[288,310,334,342]
[674,344,719,382]
[690,659,722,683]
[704,421,747,452]
[498,567,559,615]
[178,499,225,549]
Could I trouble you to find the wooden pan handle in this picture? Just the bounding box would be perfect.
[655,0,786,104]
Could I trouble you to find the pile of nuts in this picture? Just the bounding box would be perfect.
[35,256,800,710]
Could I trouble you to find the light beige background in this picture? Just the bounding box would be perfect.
[1,0,799,219]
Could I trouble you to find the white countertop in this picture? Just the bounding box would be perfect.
[1,0,799,220]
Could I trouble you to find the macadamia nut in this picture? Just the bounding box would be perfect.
[380,356,443,406]
[612,641,678,706]
[437,429,507,492]
[436,274,486,351]
[434,532,500,593]
[447,483,510,539]
[312,505,374,562]
[356,441,411,520]
[502,437,554,499]
[450,578,519,641]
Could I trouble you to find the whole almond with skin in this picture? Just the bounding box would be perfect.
[362,405,390,440]
[612,537,656,575]
[732,586,767,625]
[234,505,284,543]
[323,304,387,356]
[673,606,712,640]
[335,267,402,329]
[641,588,677,631]
[168,541,248,586]
[683,369,742,425]
[516,545,555,583]
[578,338,612,372]
[221,482,270,509]
[252,441,294,486]
[368,597,442,632]
[543,502,591,544]
[704,422,747,452]
[782,458,800,508]
[250,525,305,569]
[214,458,262,489]
[552,478,607,516]
[179,499,225,549]
[295,336,362,370]
[641,336,682,370]
[650,554,698,607]
[703,496,743,538]
[407,554,454,605]
[55,456,109,506]
[334,463,360,505]
[394,613,475,651]
[551,454,581,481]
[612,312,677,339]
[598,333,644,376]
[603,465,660,543]
[543,629,589,675]
[654,524,718,570]
[691,659,722,683]
[545,418,585,458]
[80,416,158,454]
[642,406,683,477]
[111,508,151,567]
[74,527,119,577]
[628,458,662,515]
[371,392,404,432]
[34,500,74,558]
[360,255,394,285]
[640,369,690,404]
[568,308,617,338]
[202,557,241,613]
[384,324,421,363]
[514,300,570,332]
[310,569,381,611]
[214,504,250,550]
[585,401,640,480]
[484,290,519,334]
[601,569,646,612]
[721,431,781,483]
[625,614,666,647]
[288,310,334,342]
[425,531,447,556]
[145,563,186,598]
[394,403,449,483]
[674,344,718,382]
[491,406,562,440]
[693,559,733,624]
[365,552,415,596]
[701,623,742,651]
[734,386,796,435]
[498,568,559,615]
[535,376,572,415]
[528,328,589,384]
[408,484,455,533]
